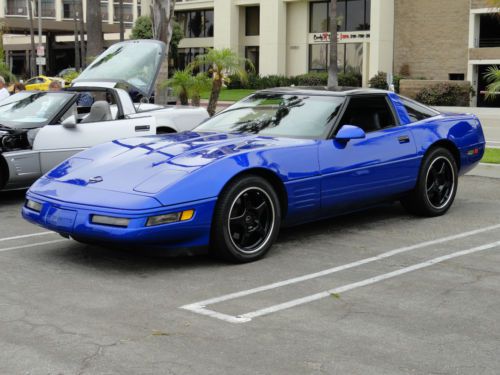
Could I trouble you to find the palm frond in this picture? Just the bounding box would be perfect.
[484,65,500,100]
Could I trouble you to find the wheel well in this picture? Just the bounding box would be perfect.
[225,168,289,218]
[156,126,176,134]
[428,140,461,171]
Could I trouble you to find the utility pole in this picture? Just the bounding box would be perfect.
[37,0,43,75]
[73,0,80,70]
[119,0,125,42]
[28,0,37,77]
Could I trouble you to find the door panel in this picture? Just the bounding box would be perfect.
[34,116,157,173]
[319,126,420,214]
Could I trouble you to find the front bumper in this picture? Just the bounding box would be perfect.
[22,191,217,250]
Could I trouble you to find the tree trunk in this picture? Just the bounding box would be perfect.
[191,94,200,107]
[119,0,124,42]
[78,0,86,67]
[73,0,80,70]
[86,0,103,58]
[327,0,338,88]
[28,0,37,77]
[152,0,176,104]
[179,89,188,105]
[207,78,222,117]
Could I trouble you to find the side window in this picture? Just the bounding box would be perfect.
[338,96,397,133]
[400,97,439,123]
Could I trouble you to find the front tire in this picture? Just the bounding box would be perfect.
[211,175,281,263]
[401,147,458,217]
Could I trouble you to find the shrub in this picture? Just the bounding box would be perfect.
[415,83,474,107]
[296,72,328,86]
[338,71,362,87]
[369,71,389,90]
[131,16,153,39]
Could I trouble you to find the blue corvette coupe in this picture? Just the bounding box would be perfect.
[23,88,485,262]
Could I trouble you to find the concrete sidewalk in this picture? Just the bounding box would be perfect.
[467,163,500,179]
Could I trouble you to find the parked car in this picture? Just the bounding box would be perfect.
[24,75,65,91]
[22,88,485,262]
[0,40,208,191]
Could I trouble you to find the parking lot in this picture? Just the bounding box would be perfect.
[0,175,499,374]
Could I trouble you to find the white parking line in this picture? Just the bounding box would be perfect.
[181,224,500,323]
[0,239,68,253]
[0,231,55,242]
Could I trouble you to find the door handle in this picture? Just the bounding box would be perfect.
[135,125,150,132]
[398,135,410,144]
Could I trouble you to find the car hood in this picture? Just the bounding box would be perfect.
[44,132,307,197]
[72,40,166,98]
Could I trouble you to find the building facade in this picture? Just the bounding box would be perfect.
[1,0,499,106]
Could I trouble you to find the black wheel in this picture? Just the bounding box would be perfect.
[211,175,281,263]
[401,147,458,217]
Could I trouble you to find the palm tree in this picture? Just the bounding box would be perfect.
[485,66,500,100]
[189,73,212,107]
[190,48,253,116]
[327,0,338,88]
[86,0,103,58]
[165,69,191,105]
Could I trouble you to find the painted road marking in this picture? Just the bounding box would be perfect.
[181,225,500,323]
[181,223,500,312]
[0,231,55,242]
[0,239,68,253]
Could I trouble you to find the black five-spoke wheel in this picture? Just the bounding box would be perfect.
[211,175,281,263]
[401,147,458,217]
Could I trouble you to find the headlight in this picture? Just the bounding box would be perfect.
[146,209,194,227]
[25,199,42,212]
[91,215,130,227]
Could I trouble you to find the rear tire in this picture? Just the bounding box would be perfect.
[401,147,458,217]
[210,175,281,263]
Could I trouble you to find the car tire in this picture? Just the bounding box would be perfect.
[401,147,458,217]
[210,175,281,263]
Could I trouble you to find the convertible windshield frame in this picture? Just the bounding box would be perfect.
[194,93,346,140]
[0,91,76,129]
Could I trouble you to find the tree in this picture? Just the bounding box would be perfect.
[485,66,500,100]
[27,1,37,77]
[327,0,338,88]
[190,48,252,116]
[189,73,212,107]
[151,0,176,104]
[164,70,211,106]
[131,16,154,39]
[86,0,103,58]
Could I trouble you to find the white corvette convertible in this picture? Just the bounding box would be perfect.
[0,40,208,190]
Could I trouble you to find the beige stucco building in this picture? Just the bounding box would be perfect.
[1,0,500,105]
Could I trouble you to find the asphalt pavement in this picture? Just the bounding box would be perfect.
[0,175,499,374]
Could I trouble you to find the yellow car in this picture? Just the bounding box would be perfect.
[24,75,65,91]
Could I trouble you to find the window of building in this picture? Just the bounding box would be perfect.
[114,2,134,24]
[175,9,214,38]
[245,6,260,36]
[34,0,56,18]
[309,0,371,33]
[62,0,75,19]
[5,0,27,16]
[176,48,207,71]
[449,73,465,81]
[309,44,329,72]
[308,43,362,75]
[479,14,500,48]
[245,46,259,74]
[101,1,108,22]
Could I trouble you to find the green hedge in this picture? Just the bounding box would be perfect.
[415,83,474,107]
[227,71,362,90]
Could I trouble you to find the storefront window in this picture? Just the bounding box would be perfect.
[175,9,214,38]
[62,0,75,19]
[245,6,260,36]
[309,0,370,32]
[309,43,362,74]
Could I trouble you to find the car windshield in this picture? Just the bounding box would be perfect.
[195,93,345,138]
[0,92,74,129]
[76,41,163,96]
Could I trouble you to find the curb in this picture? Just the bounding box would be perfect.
[466,163,500,179]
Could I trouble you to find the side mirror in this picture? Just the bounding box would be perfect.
[335,125,366,141]
[61,116,77,129]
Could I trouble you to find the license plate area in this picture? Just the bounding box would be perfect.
[45,206,77,228]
